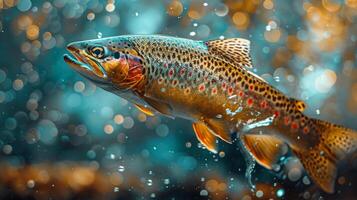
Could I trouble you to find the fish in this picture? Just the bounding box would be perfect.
[64,35,357,193]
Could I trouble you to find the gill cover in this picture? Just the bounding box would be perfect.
[87,42,146,91]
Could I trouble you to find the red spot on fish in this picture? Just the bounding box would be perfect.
[249,85,254,91]
[238,91,244,97]
[164,63,168,68]
[168,68,174,78]
[247,98,254,107]
[179,68,186,76]
[274,110,280,118]
[228,87,234,96]
[284,116,291,125]
[303,126,310,134]
[222,82,227,91]
[198,84,206,92]
[188,71,193,78]
[291,121,299,130]
[211,87,218,95]
[260,101,268,109]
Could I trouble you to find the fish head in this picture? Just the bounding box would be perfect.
[64,37,145,92]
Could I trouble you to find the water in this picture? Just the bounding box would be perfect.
[0,1,356,199]
[242,116,275,132]
[238,134,256,191]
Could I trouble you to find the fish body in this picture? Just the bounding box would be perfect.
[64,35,357,193]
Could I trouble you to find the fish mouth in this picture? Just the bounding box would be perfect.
[64,44,108,83]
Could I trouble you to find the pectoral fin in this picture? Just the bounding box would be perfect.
[242,134,285,170]
[135,104,155,116]
[192,122,218,153]
[139,95,174,119]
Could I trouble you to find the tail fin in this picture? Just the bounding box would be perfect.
[293,119,357,193]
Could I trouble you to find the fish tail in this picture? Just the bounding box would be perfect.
[293,118,357,193]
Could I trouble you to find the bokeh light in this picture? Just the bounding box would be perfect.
[0,0,357,200]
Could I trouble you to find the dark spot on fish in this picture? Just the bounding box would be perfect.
[113,52,120,59]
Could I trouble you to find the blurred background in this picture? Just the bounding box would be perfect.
[1,0,357,199]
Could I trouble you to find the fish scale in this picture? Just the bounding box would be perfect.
[64,35,357,194]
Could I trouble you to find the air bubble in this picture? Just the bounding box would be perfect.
[276,188,285,197]
[147,179,153,186]
[256,190,264,198]
[27,180,35,188]
[164,178,170,185]
[200,189,208,196]
[97,32,102,38]
[118,165,125,172]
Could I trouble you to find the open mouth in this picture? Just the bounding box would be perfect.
[64,45,108,82]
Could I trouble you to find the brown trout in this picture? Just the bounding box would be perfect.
[64,35,357,193]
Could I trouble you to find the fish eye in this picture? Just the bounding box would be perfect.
[89,46,105,59]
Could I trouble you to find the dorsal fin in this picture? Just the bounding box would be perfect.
[242,134,286,170]
[134,104,155,116]
[192,122,218,153]
[206,38,253,69]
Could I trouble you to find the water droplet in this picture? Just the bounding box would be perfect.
[219,151,225,157]
[216,114,222,119]
[189,31,196,36]
[27,180,35,188]
[288,167,302,181]
[276,188,285,197]
[147,179,153,186]
[135,12,139,16]
[302,176,311,185]
[118,165,125,172]
[185,142,192,148]
[203,2,208,6]
[274,76,280,82]
[316,109,320,115]
[200,189,208,196]
[256,190,264,198]
[164,178,170,185]
[110,154,115,159]
[114,187,119,192]
[97,32,102,39]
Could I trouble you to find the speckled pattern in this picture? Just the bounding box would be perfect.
[123,35,311,137]
[65,35,357,194]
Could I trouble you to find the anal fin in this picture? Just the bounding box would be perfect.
[242,134,285,170]
[192,122,218,153]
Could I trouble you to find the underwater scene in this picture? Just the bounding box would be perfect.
[1,0,357,199]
